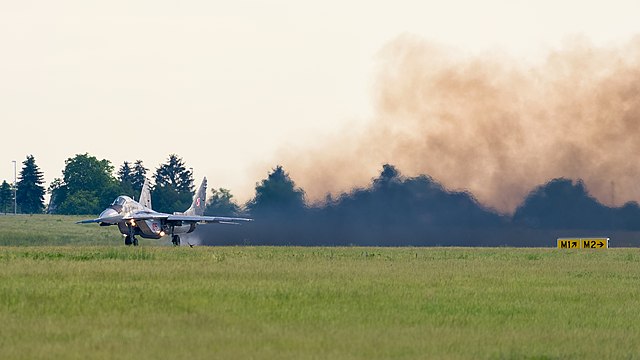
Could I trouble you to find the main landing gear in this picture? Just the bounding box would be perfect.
[125,224,139,246]
[124,235,139,246]
[171,235,181,246]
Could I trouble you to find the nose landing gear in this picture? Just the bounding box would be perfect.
[171,235,181,246]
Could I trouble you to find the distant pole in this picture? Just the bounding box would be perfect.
[12,160,16,214]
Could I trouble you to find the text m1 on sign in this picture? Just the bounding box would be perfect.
[557,239,580,249]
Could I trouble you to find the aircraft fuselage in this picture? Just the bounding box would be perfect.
[99,196,197,240]
[116,219,196,239]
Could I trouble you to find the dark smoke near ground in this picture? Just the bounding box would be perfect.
[195,165,640,247]
[277,34,640,213]
[194,35,640,247]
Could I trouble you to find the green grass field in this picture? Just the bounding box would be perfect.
[0,214,143,246]
[1,216,639,359]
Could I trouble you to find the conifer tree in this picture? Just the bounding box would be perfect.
[131,160,148,194]
[117,161,135,198]
[16,155,46,214]
[0,180,12,214]
[117,161,133,183]
[246,165,305,216]
[152,155,194,213]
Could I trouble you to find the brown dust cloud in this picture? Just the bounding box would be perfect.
[276,34,640,213]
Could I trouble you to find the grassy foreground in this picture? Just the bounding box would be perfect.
[1,246,640,359]
[0,214,124,246]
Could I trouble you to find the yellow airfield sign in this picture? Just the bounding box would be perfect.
[557,238,609,249]
[557,239,580,248]
[581,238,608,249]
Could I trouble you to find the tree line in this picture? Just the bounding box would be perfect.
[1,154,192,215]
[4,153,640,247]
[2,153,302,217]
[48,153,201,215]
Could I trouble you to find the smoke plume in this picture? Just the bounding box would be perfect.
[280,34,640,213]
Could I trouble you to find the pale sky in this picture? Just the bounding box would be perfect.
[2,0,640,203]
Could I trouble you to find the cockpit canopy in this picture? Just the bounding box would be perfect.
[111,196,132,206]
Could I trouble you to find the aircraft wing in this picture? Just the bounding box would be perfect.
[166,215,253,224]
[78,212,165,223]
[79,205,252,224]
[76,214,124,224]
[77,218,103,224]
[127,211,172,221]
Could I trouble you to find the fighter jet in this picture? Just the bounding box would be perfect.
[78,177,251,246]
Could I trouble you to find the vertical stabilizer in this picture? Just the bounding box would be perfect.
[139,178,152,209]
[185,177,207,216]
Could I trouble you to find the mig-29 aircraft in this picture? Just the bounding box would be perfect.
[78,177,251,246]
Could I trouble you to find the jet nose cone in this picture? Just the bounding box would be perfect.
[98,208,120,222]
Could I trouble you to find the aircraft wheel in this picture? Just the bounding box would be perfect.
[172,235,180,246]
[133,237,139,246]
[124,235,133,246]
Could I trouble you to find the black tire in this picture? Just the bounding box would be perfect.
[133,237,139,246]
[172,235,180,246]
[124,235,133,246]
